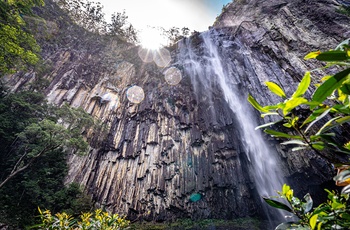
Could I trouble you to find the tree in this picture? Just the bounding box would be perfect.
[0,88,95,227]
[107,10,139,43]
[248,40,350,229]
[55,0,107,34]
[54,0,138,43]
[0,0,44,76]
[0,118,87,189]
[162,26,190,45]
[0,150,92,227]
[0,88,94,189]
[107,11,128,37]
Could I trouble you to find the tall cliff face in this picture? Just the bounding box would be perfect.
[3,0,350,221]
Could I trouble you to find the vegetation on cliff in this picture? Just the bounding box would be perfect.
[0,0,44,76]
[0,85,94,227]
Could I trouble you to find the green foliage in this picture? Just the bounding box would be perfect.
[0,88,95,227]
[0,0,44,76]
[34,208,130,230]
[248,39,350,229]
[248,39,350,163]
[0,99,94,189]
[0,85,48,150]
[264,184,350,230]
[0,150,92,227]
[0,89,94,188]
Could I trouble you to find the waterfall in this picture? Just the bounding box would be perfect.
[177,30,286,221]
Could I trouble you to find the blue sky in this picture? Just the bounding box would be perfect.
[98,0,232,32]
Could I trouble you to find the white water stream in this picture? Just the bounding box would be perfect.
[178,30,286,221]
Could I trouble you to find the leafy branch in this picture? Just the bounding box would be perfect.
[0,104,95,189]
[248,40,350,164]
[248,39,350,229]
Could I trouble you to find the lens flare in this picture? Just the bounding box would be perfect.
[126,85,145,104]
[164,67,182,85]
[153,47,171,67]
[189,193,202,202]
[138,47,154,63]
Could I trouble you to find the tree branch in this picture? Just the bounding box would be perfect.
[0,144,60,189]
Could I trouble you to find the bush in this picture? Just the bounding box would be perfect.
[33,208,130,230]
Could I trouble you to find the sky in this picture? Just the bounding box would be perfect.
[98,0,232,32]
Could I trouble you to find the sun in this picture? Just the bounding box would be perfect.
[139,27,167,50]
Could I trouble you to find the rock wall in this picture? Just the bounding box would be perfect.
[3,0,350,221]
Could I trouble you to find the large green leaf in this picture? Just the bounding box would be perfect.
[292,146,308,151]
[315,116,342,135]
[332,104,350,114]
[264,129,303,139]
[304,51,321,60]
[261,112,280,118]
[309,214,318,230]
[340,83,350,95]
[255,121,281,130]
[263,197,293,212]
[292,72,311,98]
[281,140,308,146]
[301,107,329,127]
[316,50,349,61]
[275,222,307,230]
[266,82,287,98]
[312,68,350,105]
[311,143,325,151]
[283,97,308,115]
[336,116,350,125]
[263,103,284,111]
[340,212,350,220]
[247,94,269,113]
[335,38,350,51]
[304,108,331,133]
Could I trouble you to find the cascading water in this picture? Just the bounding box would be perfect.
[177,30,286,221]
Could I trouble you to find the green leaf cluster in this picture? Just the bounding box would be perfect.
[34,208,130,230]
[248,39,350,162]
[0,87,96,227]
[0,151,92,228]
[248,39,350,229]
[0,0,44,76]
[264,184,350,230]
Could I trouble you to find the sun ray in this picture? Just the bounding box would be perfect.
[139,27,167,50]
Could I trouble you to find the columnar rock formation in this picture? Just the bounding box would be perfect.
[4,0,350,221]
